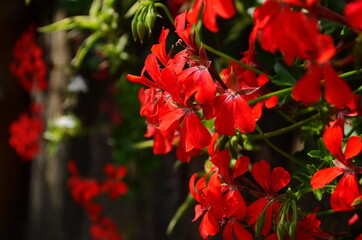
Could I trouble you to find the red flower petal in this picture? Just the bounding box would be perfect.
[194,69,216,104]
[271,167,291,193]
[330,173,360,211]
[193,204,204,222]
[311,167,345,190]
[232,156,250,180]
[199,210,220,239]
[160,67,184,105]
[233,221,253,240]
[323,64,353,108]
[210,150,231,182]
[345,0,362,29]
[151,28,170,66]
[187,0,203,25]
[251,160,272,193]
[184,112,211,151]
[224,190,246,219]
[222,221,234,240]
[292,64,322,104]
[214,95,237,136]
[234,95,256,133]
[246,198,268,225]
[344,136,362,160]
[158,108,185,131]
[212,0,236,19]
[323,125,344,163]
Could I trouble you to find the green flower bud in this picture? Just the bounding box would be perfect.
[137,21,146,43]
[145,5,156,35]
[131,17,138,41]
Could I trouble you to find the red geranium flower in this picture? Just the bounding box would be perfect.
[311,124,362,211]
[190,172,225,239]
[9,112,43,160]
[187,0,236,32]
[345,0,362,29]
[246,160,291,235]
[292,63,354,109]
[266,213,329,240]
[10,25,47,92]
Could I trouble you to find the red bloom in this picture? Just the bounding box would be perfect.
[89,217,123,240]
[67,162,125,240]
[345,0,362,29]
[102,164,129,199]
[311,124,362,211]
[9,113,43,160]
[190,171,252,240]
[295,214,329,239]
[68,177,101,205]
[10,25,47,92]
[209,150,252,240]
[187,0,236,32]
[128,27,214,161]
[253,1,335,65]
[210,150,250,186]
[189,172,224,239]
[210,67,274,136]
[247,160,291,235]
[222,190,252,240]
[292,64,354,108]
[266,214,329,240]
[356,233,362,240]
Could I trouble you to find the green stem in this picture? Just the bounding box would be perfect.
[166,194,195,235]
[346,121,362,138]
[302,209,335,216]
[339,68,362,78]
[202,43,271,78]
[255,125,304,166]
[249,114,320,141]
[353,84,362,94]
[133,139,154,149]
[155,3,174,25]
[247,87,292,105]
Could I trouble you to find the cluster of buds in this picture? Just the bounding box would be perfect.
[131,1,159,43]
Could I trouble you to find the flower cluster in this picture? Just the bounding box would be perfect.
[9,104,43,160]
[67,161,128,240]
[10,25,47,92]
[127,13,276,162]
[190,152,330,239]
[128,0,362,239]
[8,25,48,161]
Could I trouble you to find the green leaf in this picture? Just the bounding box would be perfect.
[306,164,317,175]
[293,172,311,185]
[288,201,298,240]
[38,16,100,32]
[313,188,324,201]
[272,62,297,87]
[202,118,215,129]
[307,150,320,159]
[317,138,333,161]
[255,199,275,236]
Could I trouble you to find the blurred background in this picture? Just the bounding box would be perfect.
[0,0,203,239]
